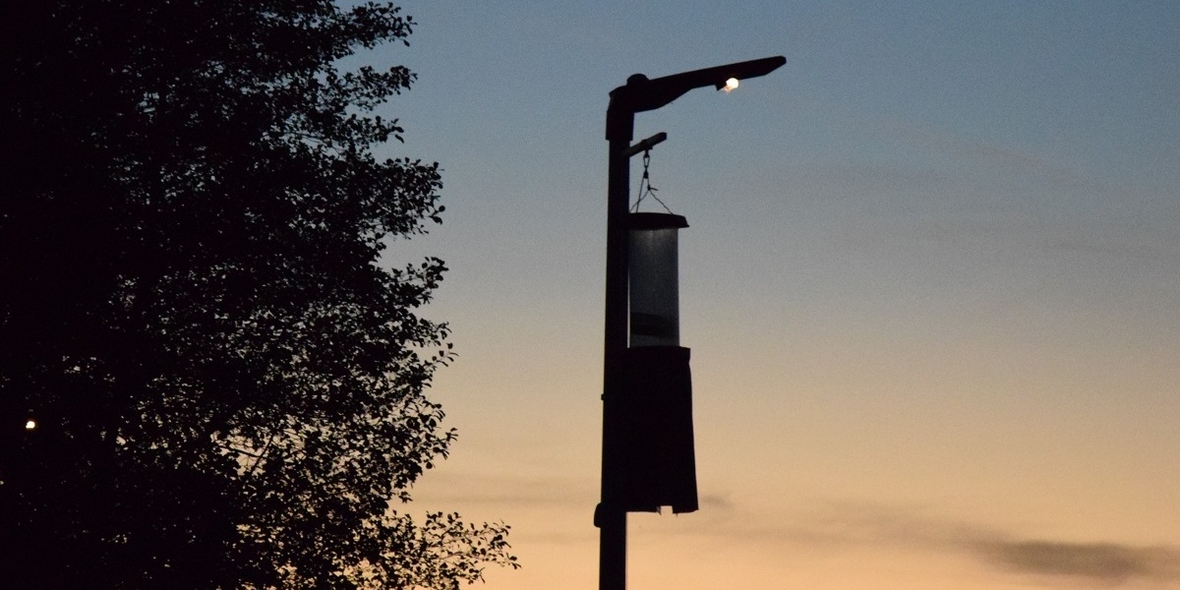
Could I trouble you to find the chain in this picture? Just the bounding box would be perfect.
[632,150,673,213]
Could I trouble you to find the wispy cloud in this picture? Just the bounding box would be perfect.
[977,539,1180,584]
[880,116,1074,181]
[672,498,1180,587]
[413,471,596,509]
[697,492,735,511]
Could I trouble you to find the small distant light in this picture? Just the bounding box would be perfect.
[723,78,740,93]
[25,419,36,431]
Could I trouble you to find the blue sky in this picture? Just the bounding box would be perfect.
[353,1,1179,588]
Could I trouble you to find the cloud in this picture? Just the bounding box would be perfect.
[822,503,1180,585]
[678,499,1180,587]
[697,493,735,511]
[977,539,1180,584]
[413,470,596,509]
[877,116,1078,183]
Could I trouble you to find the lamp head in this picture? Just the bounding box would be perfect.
[721,77,739,93]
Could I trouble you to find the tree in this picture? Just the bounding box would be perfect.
[0,2,517,588]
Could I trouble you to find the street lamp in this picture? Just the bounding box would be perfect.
[597,55,786,590]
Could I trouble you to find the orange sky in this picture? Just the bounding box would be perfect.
[373,1,1180,587]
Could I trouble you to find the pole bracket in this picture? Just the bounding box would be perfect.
[624,132,667,158]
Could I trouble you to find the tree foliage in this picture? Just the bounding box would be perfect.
[1,2,516,588]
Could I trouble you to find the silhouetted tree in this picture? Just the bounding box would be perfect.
[1,2,516,588]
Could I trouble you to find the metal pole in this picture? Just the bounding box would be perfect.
[599,107,633,590]
[597,56,784,590]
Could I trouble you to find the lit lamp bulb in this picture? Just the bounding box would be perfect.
[723,77,739,93]
[25,419,36,431]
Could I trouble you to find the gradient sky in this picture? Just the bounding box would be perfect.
[355,1,1178,588]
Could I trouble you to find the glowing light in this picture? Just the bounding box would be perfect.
[723,77,739,93]
[25,419,36,430]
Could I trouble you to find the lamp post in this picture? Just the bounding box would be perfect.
[597,56,786,590]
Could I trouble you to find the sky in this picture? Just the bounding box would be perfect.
[355,1,1178,588]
